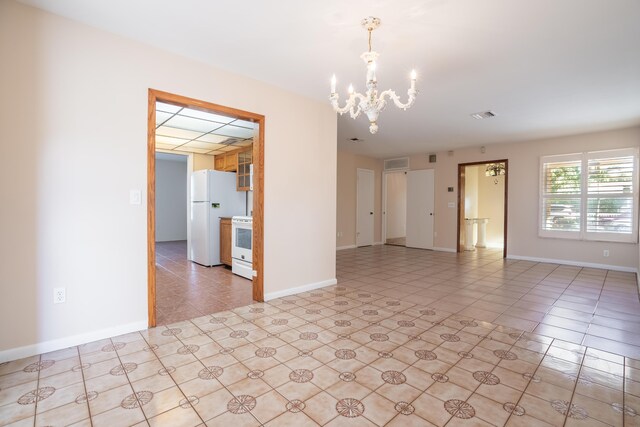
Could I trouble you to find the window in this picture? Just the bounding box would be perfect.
[540,148,638,243]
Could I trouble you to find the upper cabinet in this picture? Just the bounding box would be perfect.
[214,145,253,191]
[236,149,253,191]
[214,151,238,172]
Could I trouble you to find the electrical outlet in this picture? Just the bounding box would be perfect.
[54,287,66,304]
[603,249,609,257]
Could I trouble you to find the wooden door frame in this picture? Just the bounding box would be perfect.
[456,159,508,258]
[147,89,265,328]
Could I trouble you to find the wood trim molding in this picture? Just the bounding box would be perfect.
[456,159,509,258]
[147,89,265,327]
[147,91,156,328]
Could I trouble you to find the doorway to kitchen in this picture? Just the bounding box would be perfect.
[147,89,265,328]
[457,160,508,257]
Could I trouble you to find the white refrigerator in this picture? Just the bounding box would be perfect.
[189,169,245,266]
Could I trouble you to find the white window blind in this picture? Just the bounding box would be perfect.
[540,148,638,243]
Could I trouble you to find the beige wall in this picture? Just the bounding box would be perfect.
[0,1,336,358]
[336,151,383,248]
[409,126,639,268]
[192,154,216,171]
[464,166,479,219]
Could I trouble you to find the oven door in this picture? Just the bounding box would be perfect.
[232,223,253,263]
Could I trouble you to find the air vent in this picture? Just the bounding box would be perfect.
[349,137,363,142]
[384,157,410,170]
[471,111,496,120]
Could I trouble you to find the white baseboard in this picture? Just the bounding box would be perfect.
[373,241,383,246]
[433,247,457,253]
[336,245,356,251]
[0,320,148,363]
[264,278,337,301]
[507,254,638,273]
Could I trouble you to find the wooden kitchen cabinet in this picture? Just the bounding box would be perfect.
[214,151,238,172]
[214,156,226,171]
[220,217,232,266]
[213,145,253,190]
[236,148,253,191]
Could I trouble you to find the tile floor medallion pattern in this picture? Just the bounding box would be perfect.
[155,241,254,325]
[1,245,639,426]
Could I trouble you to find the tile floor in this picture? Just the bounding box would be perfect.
[0,245,639,426]
[155,241,254,325]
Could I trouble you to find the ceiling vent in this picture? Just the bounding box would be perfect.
[384,157,410,170]
[470,111,496,120]
[349,137,363,142]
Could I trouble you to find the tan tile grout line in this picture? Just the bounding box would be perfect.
[560,343,588,427]
[108,337,150,425]
[31,354,40,427]
[76,346,94,427]
[135,332,209,425]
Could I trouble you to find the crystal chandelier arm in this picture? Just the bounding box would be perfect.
[379,87,418,111]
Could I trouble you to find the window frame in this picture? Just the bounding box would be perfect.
[539,148,639,243]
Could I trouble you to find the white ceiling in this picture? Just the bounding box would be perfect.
[20,0,640,158]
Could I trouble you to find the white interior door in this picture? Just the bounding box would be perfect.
[406,169,434,249]
[356,168,374,247]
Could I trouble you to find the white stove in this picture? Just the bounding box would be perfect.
[231,216,253,280]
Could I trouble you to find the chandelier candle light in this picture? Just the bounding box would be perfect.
[330,16,417,134]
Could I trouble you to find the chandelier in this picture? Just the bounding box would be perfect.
[330,17,417,134]
[485,163,506,176]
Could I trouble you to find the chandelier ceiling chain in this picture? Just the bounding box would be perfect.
[330,16,417,134]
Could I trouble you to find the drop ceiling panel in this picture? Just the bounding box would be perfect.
[195,133,230,144]
[156,142,180,150]
[156,111,173,125]
[172,146,212,154]
[214,125,255,138]
[183,141,226,150]
[156,135,189,146]
[179,108,235,125]
[156,125,204,140]
[156,102,182,114]
[232,119,257,129]
[217,145,238,152]
[163,115,222,133]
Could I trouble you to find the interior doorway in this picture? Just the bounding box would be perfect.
[356,168,374,247]
[383,171,407,246]
[147,89,265,328]
[457,160,508,257]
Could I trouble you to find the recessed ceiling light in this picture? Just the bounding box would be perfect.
[470,111,497,120]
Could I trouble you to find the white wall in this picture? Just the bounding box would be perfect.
[155,156,188,242]
[385,172,407,239]
[0,1,336,359]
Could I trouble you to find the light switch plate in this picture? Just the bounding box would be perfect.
[448,202,455,208]
[130,189,141,205]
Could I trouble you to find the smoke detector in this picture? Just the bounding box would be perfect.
[470,111,497,120]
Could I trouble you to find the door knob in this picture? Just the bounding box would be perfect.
[429,213,433,216]
[370,212,373,215]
